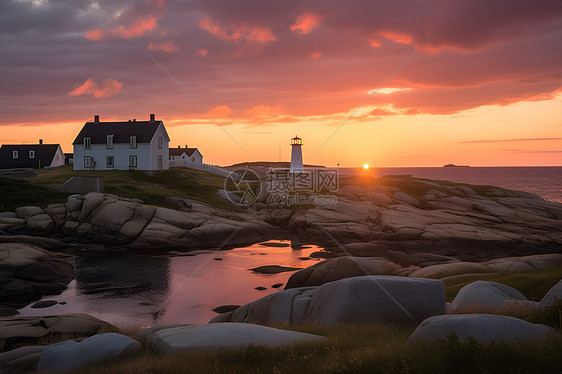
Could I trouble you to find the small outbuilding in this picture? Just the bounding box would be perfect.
[169,146,203,164]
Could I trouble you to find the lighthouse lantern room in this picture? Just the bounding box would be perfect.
[290,135,304,173]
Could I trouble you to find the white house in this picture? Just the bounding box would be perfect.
[72,114,170,171]
[0,140,65,169]
[169,146,203,164]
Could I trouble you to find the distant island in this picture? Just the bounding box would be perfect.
[443,163,470,168]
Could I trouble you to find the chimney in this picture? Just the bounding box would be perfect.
[185,145,188,148]
[133,119,136,122]
[39,139,43,145]
[94,115,99,123]
[177,145,180,148]
[150,113,155,122]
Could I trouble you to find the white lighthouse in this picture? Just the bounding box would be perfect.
[290,135,303,173]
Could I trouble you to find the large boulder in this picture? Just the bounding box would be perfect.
[303,275,445,325]
[449,281,528,313]
[539,279,562,309]
[408,314,556,344]
[0,243,74,314]
[144,323,324,354]
[38,333,142,372]
[285,257,401,289]
[210,287,317,326]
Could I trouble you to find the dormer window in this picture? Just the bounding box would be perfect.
[84,137,91,150]
[106,135,114,149]
[12,151,18,159]
[130,136,137,149]
[29,150,35,159]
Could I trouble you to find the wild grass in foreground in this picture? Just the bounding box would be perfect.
[63,322,562,374]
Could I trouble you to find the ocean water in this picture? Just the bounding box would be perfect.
[342,166,562,204]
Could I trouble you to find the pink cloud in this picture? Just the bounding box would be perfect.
[84,15,158,41]
[290,14,322,35]
[148,40,179,52]
[198,16,277,43]
[379,31,412,45]
[196,48,208,57]
[68,78,123,99]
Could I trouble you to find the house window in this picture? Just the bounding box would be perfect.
[130,136,137,149]
[106,135,114,149]
[157,155,162,169]
[12,151,18,159]
[29,150,35,159]
[84,137,91,150]
[158,137,163,149]
[129,155,137,168]
[191,157,195,162]
[84,156,92,168]
[106,156,114,168]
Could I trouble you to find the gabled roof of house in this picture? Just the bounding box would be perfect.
[0,144,61,169]
[72,121,168,145]
[169,147,199,157]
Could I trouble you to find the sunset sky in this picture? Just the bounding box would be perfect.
[1,0,561,167]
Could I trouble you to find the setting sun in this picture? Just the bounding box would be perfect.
[363,163,369,169]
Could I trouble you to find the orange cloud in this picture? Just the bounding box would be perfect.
[148,40,179,52]
[68,78,123,98]
[196,48,208,57]
[198,16,277,43]
[244,104,284,119]
[369,39,381,47]
[379,31,412,45]
[84,15,158,41]
[309,51,322,59]
[209,105,232,118]
[290,14,322,35]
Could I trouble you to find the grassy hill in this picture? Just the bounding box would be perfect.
[0,165,238,212]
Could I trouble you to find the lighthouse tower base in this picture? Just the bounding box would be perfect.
[290,144,303,173]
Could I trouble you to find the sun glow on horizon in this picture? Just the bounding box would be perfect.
[363,163,369,169]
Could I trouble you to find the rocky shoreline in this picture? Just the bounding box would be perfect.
[0,176,561,372]
[0,176,561,317]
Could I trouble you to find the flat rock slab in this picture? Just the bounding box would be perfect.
[212,305,240,314]
[449,281,528,313]
[38,333,142,372]
[304,275,446,325]
[250,265,302,274]
[145,323,325,354]
[409,314,557,344]
[0,313,114,350]
[259,242,291,247]
[30,300,59,309]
